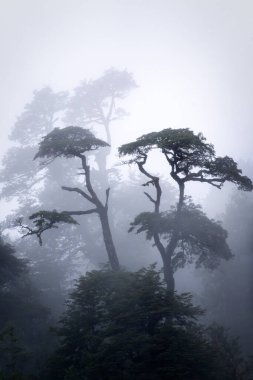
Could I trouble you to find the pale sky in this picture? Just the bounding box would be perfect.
[1,0,253,163]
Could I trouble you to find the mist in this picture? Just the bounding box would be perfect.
[0,1,253,379]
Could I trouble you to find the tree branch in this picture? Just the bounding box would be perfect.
[17,218,57,246]
[105,187,110,209]
[189,177,226,189]
[62,209,98,216]
[61,186,94,204]
[144,191,156,204]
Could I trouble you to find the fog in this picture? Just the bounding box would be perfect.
[0,1,253,378]
[1,0,253,159]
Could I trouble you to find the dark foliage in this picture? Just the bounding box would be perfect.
[119,128,253,191]
[45,268,252,380]
[0,236,26,287]
[0,235,52,378]
[34,127,109,162]
[17,211,79,246]
[129,200,232,270]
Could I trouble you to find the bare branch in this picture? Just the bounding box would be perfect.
[61,186,94,204]
[16,218,57,246]
[144,191,156,204]
[142,180,155,187]
[189,177,226,189]
[63,209,98,216]
[105,187,110,209]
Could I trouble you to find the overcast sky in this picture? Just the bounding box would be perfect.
[1,0,253,164]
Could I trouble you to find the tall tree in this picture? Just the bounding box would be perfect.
[0,87,78,317]
[65,68,137,173]
[1,87,67,203]
[20,127,120,270]
[119,128,253,291]
[0,69,136,314]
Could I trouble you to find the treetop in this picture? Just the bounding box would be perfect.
[119,128,214,157]
[34,126,109,162]
[119,128,253,191]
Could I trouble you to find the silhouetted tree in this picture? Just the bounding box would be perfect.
[0,69,136,287]
[20,127,120,270]
[119,128,253,290]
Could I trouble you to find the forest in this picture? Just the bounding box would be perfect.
[0,68,253,380]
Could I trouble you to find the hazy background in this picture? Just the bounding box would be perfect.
[1,0,253,165]
[0,1,253,362]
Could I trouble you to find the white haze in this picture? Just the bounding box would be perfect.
[0,0,253,212]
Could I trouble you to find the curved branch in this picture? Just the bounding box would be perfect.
[63,209,98,216]
[188,177,226,189]
[105,187,110,209]
[61,186,95,204]
[144,191,156,204]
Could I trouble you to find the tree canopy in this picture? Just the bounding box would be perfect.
[47,267,253,380]
[119,128,253,191]
[129,200,232,271]
[47,268,213,380]
[34,126,109,162]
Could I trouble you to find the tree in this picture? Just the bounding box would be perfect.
[46,267,253,380]
[47,267,212,380]
[20,126,120,270]
[0,234,52,378]
[119,128,253,290]
[0,87,81,318]
[0,87,67,203]
[0,70,137,311]
[65,68,137,174]
[0,235,26,285]
[200,184,253,353]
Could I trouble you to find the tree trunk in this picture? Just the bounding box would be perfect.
[99,207,120,271]
[153,232,174,291]
[163,257,175,292]
[162,181,185,291]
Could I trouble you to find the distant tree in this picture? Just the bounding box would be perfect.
[200,186,253,353]
[0,87,85,317]
[65,68,137,173]
[10,86,67,147]
[0,87,67,202]
[119,128,253,291]
[19,126,120,270]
